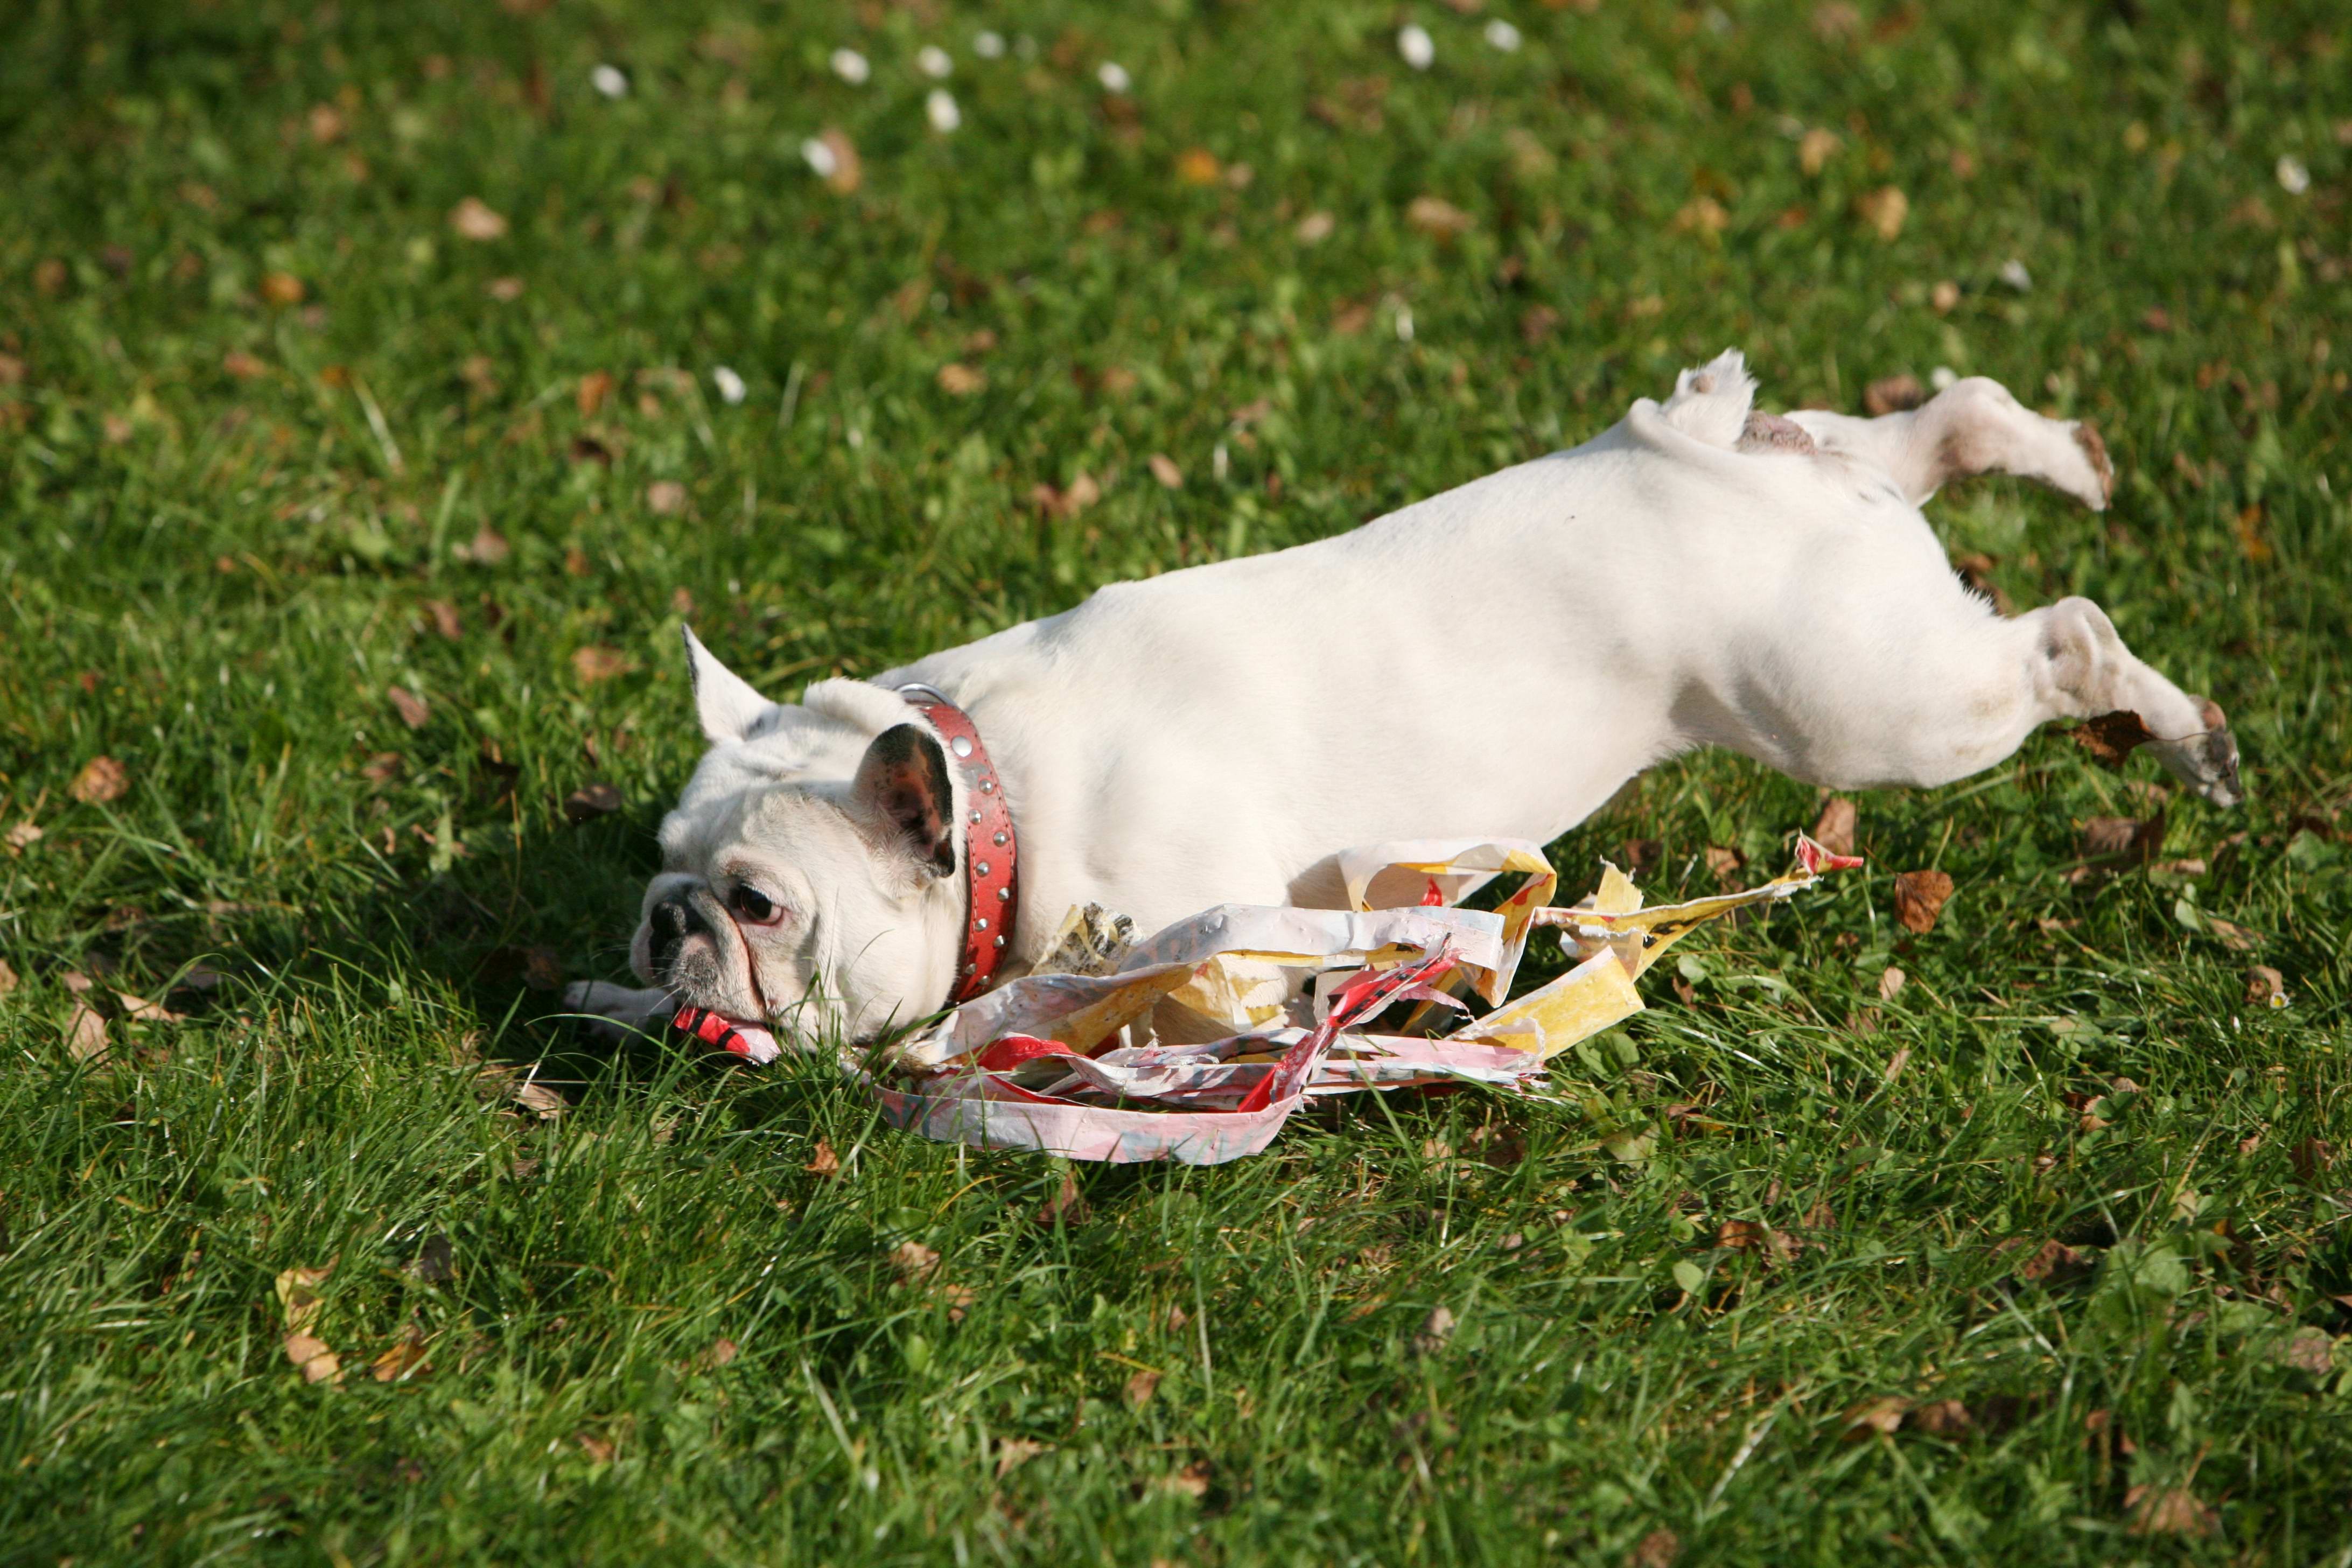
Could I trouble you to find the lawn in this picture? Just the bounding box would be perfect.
[2,0,2349,1562]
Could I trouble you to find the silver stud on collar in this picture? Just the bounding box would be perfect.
[978,778,996,794]
[992,830,1008,846]
[975,860,990,877]
[975,916,990,931]
[950,734,973,758]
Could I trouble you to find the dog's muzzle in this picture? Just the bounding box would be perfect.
[648,891,713,979]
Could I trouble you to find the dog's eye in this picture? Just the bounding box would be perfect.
[730,885,779,923]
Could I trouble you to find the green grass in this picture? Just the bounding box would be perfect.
[3,0,2350,1562]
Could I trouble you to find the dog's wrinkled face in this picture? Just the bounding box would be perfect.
[632,633,963,1047]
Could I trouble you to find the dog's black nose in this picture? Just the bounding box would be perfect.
[649,894,711,975]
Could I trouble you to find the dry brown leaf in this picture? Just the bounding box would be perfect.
[260,271,306,306]
[519,947,564,992]
[1798,127,1841,175]
[1843,1396,1909,1438]
[1856,185,1909,241]
[460,524,511,565]
[1891,869,1952,933]
[450,197,509,241]
[646,480,687,516]
[387,687,430,729]
[1295,211,1335,244]
[571,646,630,683]
[284,1332,343,1384]
[1161,1461,1212,1499]
[510,1078,567,1119]
[0,959,16,995]
[223,349,268,380]
[1931,279,1961,313]
[888,1240,941,1284]
[65,1003,109,1063]
[1174,148,1222,186]
[2016,1239,2087,1283]
[1809,796,1857,857]
[2072,709,2156,768]
[815,129,861,194]
[2203,915,2259,951]
[372,1326,432,1383]
[997,1437,1048,1476]
[276,1263,333,1334]
[1405,195,1474,240]
[1878,966,1907,1002]
[1674,196,1730,236]
[704,1336,739,1369]
[5,821,41,853]
[1703,845,1744,885]
[421,598,462,640]
[2293,1138,2336,1181]
[1912,1398,1972,1436]
[936,362,986,395]
[1864,373,1924,416]
[1718,1219,1766,1250]
[1124,1368,1161,1408]
[2126,1485,2217,1538]
[805,1138,840,1177]
[2245,965,2286,1006]
[563,783,624,824]
[116,990,185,1024]
[1881,1046,1912,1084]
[70,755,129,804]
[2081,815,2165,865]
[1037,1171,1089,1227]
[486,276,523,302]
[1629,1527,1683,1568]
[1148,453,1184,489]
[577,370,614,418]
[1414,1304,1457,1353]
[577,1433,616,1463]
[2280,1327,2337,1376]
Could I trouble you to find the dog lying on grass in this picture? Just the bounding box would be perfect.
[570,351,2241,1051]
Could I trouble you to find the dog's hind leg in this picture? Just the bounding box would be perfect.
[1788,376,2113,511]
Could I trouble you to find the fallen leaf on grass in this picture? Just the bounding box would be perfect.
[1863,373,1923,416]
[804,1139,840,1176]
[4,822,41,853]
[284,1332,342,1384]
[276,1263,333,1334]
[115,989,185,1024]
[421,599,462,640]
[1148,453,1184,489]
[2202,915,2260,951]
[1798,126,1841,175]
[1891,869,1952,933]
[1878,966,1906,1002]
[2125,1485,2217,1538]
[1295,211,1335,244]
[1413,1304,1457,1353]
[2081,815,2164,864]
[889,1241,941,1285]
[1405,195,1474,240]
[1124,1368,1161,1409]
[372,1326,432,1383]
[936,362,986,395]
[1174,148,1222,186]
[223,350,269,380]
[2072,710,2155,768]
[1881,1046,1912,1085]
[2245,965,2287,1006]
[1629,1528,1682,1568]
[1703,845,1744,885]
[563,783,624,823]
[576,1434,615,1463]
[1718,1220,1767,1251]
[70,755,129,803]
[571,646,631,683]
[645,481,687,517]
[65,1003,109,1062]
[509,1078,568,1119]
[2293,1139,2336,1181]
[997,1437,1049,1476]
[703,1337,739,1369]
[1911,1399,1972,1436]
[1843,1396,1909,1437]
[458,524,510,564]
[1037,1171,1089,1227]
[1855,185,1908,241]
[0,959,16,995]
[450,197,509,241]
[577,370,614,417]
[1157,1461,1211,1499]
[387,687,430,729]
[2279,1327,2337,1376]
[2013,1239,2088,1283]
[1811,796,1857,857]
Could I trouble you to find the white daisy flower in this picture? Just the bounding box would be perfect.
[591,64,628,100]
[926,89,961,133]
[1097,61,1131,93]
[917,45,953,79]
[1999,258,2032,292]
[1930,366,1958,391]
[1395,305,1416,342]
[974,31,1006,59]
[2277,155,2311,195]
[1483,19,1521,51]
[712,367,746,405]
[830,48,871,86]
[1398,24,1435,70]
[800,137,838,178]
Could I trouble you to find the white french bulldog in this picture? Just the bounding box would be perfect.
[569,351,2240,1049]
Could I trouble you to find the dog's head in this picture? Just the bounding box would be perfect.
[629,631,965,1048]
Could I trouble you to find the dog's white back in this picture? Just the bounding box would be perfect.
[576,351,2239,1045]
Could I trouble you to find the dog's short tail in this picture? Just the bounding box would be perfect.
[1656,349,1758,449]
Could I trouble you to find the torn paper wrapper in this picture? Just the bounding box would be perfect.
[859,833,1860,1165]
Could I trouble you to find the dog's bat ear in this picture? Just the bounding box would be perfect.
[682,626,778,744]
[851,723,957,878]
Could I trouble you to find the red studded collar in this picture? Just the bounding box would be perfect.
[895,683,1019,1005]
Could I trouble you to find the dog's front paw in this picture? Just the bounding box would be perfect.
[562,981,673,1041]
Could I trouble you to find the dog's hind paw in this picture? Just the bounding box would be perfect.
[2148,697,2245,808]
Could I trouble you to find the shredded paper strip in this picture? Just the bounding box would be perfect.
[861,834,1860,1165]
